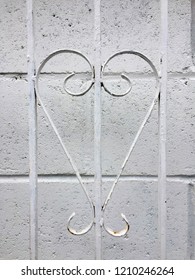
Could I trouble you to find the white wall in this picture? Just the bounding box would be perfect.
[0,0,195,259]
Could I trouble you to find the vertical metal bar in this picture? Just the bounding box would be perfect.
[94,0,102,260]
[158,0,168,260]
[27,0,38,260]
[192,0,195,64]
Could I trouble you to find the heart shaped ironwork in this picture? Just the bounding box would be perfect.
[35,49,160,237]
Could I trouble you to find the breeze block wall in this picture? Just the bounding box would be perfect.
[0,0,195,259]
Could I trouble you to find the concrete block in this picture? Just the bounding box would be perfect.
[1,181,194,259]
[101,0,160,73]
[101,0,193,73]
[38,182,95,259]
[101,77,195,176]
[0,0,27,72]
[0,0,94,73]
[0,0,193,73]
[37,76,94,175]
[0,183,29,259]
[167,78,195,175]
[34,0,94,72]
[168,0,192,72]
[101,77,159,175]
[36,76,159,175]
[0,181,95,259]
[102,180,195,259]
[1,77,194,176]
[0,77,94,175]
[0,78,29,175]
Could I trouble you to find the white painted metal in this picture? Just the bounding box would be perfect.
[35,61,95,235]
[26,0,169,260]
[100,50,160,237]
[192,0,195,63]
[27,0,38,260]
[94,0,102,260]
[159,0,168,260]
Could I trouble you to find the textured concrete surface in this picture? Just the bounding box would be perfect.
[0,0,195,259]
[0,184,29,259]
[192,0,195,64]
[0,78,194,176]
[0,181,195,259]
[0,79,29,174]
[102,181,195,260]
[0,0,193,72]
[0,0,27,72]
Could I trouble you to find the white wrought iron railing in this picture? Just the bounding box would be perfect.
[27,0,168,260]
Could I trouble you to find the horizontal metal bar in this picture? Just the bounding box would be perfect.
[0,174,194,184]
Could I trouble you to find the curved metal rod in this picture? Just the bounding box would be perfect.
[36,49,94,97]
[63,72,94,96]
[102,213,130,237]
[101,50,160,236]
[35,49,95,235]
[67,206,95,235]
[102,73,133,97]
[101,50,158,97]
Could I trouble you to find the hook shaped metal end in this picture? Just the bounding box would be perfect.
[67,212,94,236]
[103,213,130,237]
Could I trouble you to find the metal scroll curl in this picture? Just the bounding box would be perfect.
[101,50,160,237]
[36,49,95,96]
[35,49,95,235]
[101,50,159,97]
